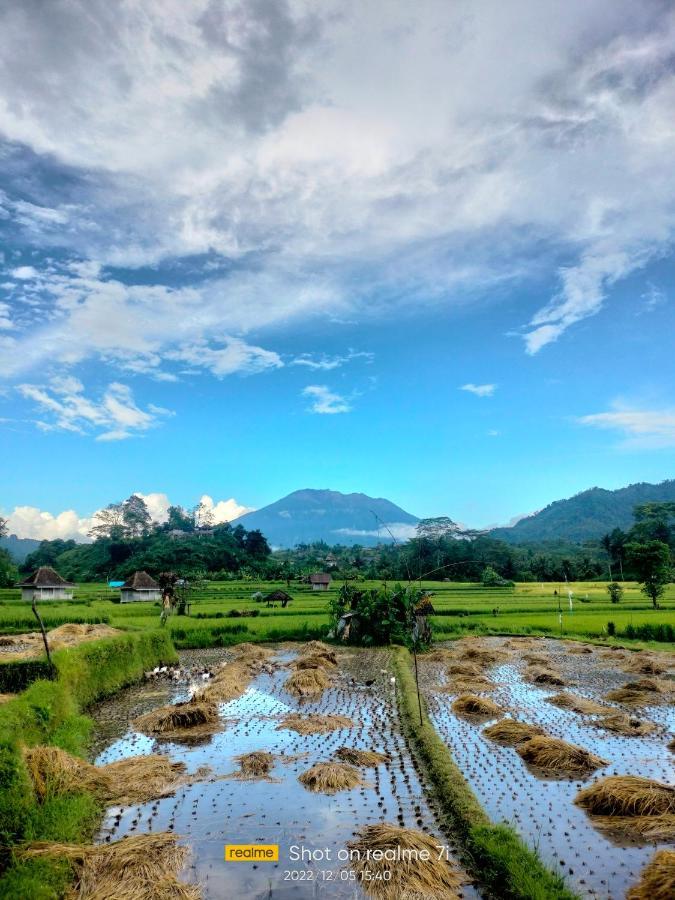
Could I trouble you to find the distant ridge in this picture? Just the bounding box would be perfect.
[236,488,419,548]
[490,479,675,543]
[0,535,41,563]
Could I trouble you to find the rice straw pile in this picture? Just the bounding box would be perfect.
[298,761,363,794]
[451,694,501,717]
[447,662,482,677]
[483,719,546,745]
[231,642,274,662]
[545,693,608,715]
[456,646,507,668]
[0,623,122,662]
[133,700,219,736]
[335,747,389,766]
[284,667,330,697]
[568,644,594,654]
[526,667,565,686]
[232,751,275,779]
[515,735,607,776]
[422,648,454,662]
[623,656,667,676]
[277,713,354,734]
[627,850,675,900]
[346,824,464,899]
[17,832,199,899]
[606,678,668,705]
[24,746,189,804]
[668,736,675,752]
[592,713,657,737]
[522,652,550,666]
[303,640,335,655]
[196,658,261,703]
[575,775,675,840]
[442,674,495,694]
[291,651,338,670]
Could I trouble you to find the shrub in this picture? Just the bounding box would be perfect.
[607,621,616,637]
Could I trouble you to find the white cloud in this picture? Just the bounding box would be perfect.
[461,383,497,398]
[169,338,283,378]
[18,377,171,440]
[577,404,675,448]
[0,302,13,330]
[333,523,418,541]
[11,266,38,280]
[291,350,374,371]
[197,494,254,524]
[302,384,351,414]
[0,0,672,375]
[640,282,666,313]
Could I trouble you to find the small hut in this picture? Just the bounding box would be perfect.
[310,573,331,591]
[18,566,74,602]
[263,589,292,608]
[120,571,161,603]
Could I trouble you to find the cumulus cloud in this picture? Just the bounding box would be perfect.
[17,377,172,441]
[2,491,253,540]
[333,523,418,541]
[577,404,675,448]
[0,0,673,394]
[460,383,497,398]
[302,384,351,414]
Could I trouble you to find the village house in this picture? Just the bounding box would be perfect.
[120,570,162,603]
[18,566,74,602]
[309,572,331,591]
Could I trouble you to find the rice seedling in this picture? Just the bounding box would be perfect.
[482,719,546,745]
[451,693,501,718]
[24,745,190,805]
[18,832,199,899]
[526,667,565,686]
[298,761,363,794]
[591,712,657,737]
[334,747,389,766]
[627,849,675,900]
[133,700,219,736]
[575,775,675,817]
[284,667,330,697]
[346,823,464,899]
[515,735,607,776]
[545,692,609,715]
[277,713,354,734]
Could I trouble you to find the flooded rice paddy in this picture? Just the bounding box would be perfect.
[420,637,675,900]
[90,646,477,899]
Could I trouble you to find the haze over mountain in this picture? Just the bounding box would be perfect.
[490,479,675,544]
[236,489,419,548]
[0,535,40,564]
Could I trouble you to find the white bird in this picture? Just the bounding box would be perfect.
[201,672,210,680]
[389,676,396,684]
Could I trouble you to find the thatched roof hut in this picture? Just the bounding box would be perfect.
[18,566,73,601]
[120,571,161,603]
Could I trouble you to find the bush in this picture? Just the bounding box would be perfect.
[607,582,623,604]
[0,659,54,694]
[606,621,616,637]
[623,622,675,642]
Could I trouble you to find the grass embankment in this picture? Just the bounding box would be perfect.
[391,647,578,900]
[0,630,176,899]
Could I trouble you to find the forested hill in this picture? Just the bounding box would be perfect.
[491,479,675,544]
[0,535,40,563]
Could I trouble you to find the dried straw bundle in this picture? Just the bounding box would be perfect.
[303,640,335,655]
[545,693,608,715]
[515,735,607,776]
[196,660,257,703]
[451,694,501,717]
[284,667,330,697]
[298,761,363,794]
[232,751,275,778]
[628,850,675,900]
[576,775,675,818]
[291,651,338,670]
[482,719,546,745]
[606,678,669,705]
[134,700,219,736]
[346,824,464,899]
[334,747,389,766]
[18,832,199,899]
[277,713,354,734]
[592,713,657,737]
[442,675,495,695]
[447,662,482,677]
[24,746,188,805]
[623,656,667,676]
[231,642,273,660]
[522,652,550,666]
[526,667,565,686]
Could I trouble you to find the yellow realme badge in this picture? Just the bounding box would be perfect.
[224,844,279,862]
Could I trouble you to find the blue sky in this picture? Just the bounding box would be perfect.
[0,0,674,539]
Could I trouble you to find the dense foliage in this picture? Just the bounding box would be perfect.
[328,582,433,648]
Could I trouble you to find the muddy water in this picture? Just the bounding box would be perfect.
[90,647,478,899]
[421,637,675,900]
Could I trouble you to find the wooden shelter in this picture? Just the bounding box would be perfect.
[18,566,74,602]
[120,570,161,603]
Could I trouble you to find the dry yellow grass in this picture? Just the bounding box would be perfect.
[575,775,675,817]
[545,693,609,715]
[515,735,607,776]
[284,668,330,698]
[483,719,547,745]
[277,713,354,734]
[24,745,190,805]
[451,694,501,717]
[334,747,389,766]
[133,700,219,736]
[627,850,675,900]
[0,623,122,662]
[346,824,464,899]
[592,713,657,737]
[298,761,363,794]
[18,832,199,899]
